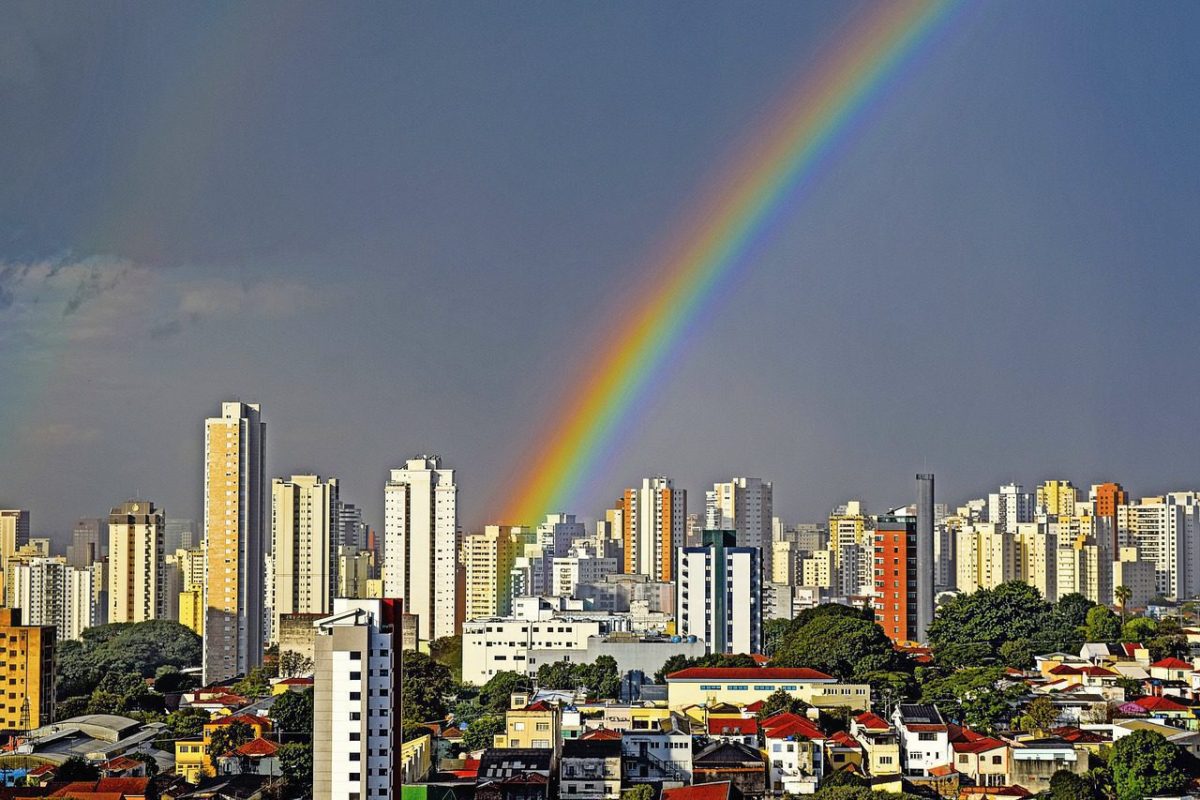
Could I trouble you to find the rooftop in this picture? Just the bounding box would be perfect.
[667,667,834,681]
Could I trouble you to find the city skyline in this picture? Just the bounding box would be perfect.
[3,3,1200,539]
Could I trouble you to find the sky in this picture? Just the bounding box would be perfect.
[2,2,1199,543]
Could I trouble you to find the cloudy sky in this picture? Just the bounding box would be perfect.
[2,2,1199,541]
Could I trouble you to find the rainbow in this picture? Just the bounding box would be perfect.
[501,0,962,524]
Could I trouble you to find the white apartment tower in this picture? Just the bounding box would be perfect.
[313,598,400,800]
[108,499,166,622]
[271,475,339,642]
[676,530,761,655]
[5,556,98,641]
[383,456,458,643]
[619,477,686,582]
[988,483,1034,535]
[1118,493,1200,600]
[203,401,266,685]
[706,477,773,577]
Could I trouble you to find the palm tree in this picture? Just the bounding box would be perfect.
[1115,585,1132,626]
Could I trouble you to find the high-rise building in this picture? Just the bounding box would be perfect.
[382,456,458,643]
[66,518,105,568]
[706,477,773,577]
[0,510,31,597]
[5,556,97,641]
[203,401,266,685]
[0,607,54,734]
[873,515,917,643]
[1015,522,1058,602]
[676,530,761,655]
[956,523,1016,593]
[1036,480,1078,519]
[313,598,401,800]
[463,525,523,621]
[1092,482,1129,552]
[915,474,935,642]
[336,502,367,552]
[1113,547,1156,609]
[1056,533,1110,605]
[988,484,1034,535]
[829,501,871,596]
[108,500,166,623]
[164,518,198,553]
[271,475,339,641]
[1117,494,1200,600]
[619,477,686,582]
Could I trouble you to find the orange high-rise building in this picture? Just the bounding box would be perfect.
[873,516,918,643]
[618,477,686,581]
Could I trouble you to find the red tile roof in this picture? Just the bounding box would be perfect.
[662,782,734,800]
[1132,695,1189,712]
[667,667,834,681]
[524,700,552,711]
[207,712,273,729]
[928,764,958,777]
[1152,657,1193,670]
[100,757,142,772]
[708,718,758,736]
[953,737,1006,754]
[582,728,622,740]
[232,737,279,757]
[744,700,765,712]
[854,712,890,730]
[1048,665,1083,675]
[828,731,860,748]
[764,719,822,741]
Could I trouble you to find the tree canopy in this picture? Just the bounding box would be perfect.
[270,689,314,739]
[772,611,895,680]
[1110,730,1188,800]
[400,651,454,725]
[536,656,620,699]
[926,582,1078,666]
[56,620,201,699]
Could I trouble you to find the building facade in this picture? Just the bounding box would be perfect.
[0,607,54,734]
[619,477,686,582]
[108,499,166,623]
[676,530,761,655]
[383,456,458,643]
[706,477,773,578]
[271,475,339,641]
[203,401,266,684]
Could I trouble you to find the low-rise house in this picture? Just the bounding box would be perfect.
[893,704,951,777]
[948,725,1009,788]
[1007,737,1087,793]
[662,782,741,800]
[476,748,553,800]
[1042,691,1110,726]
[559,738,621,800]
[1116,694,1193,726]
[1151,658,1195,683]
[665,668,870,712]
[693,739,768,799]
[825,731,863,774]
[957,785,1033,800]
[495,694,562,765]
[621,713,693,786]
[214,737,280,777]
[707,717,758,747]
[852,712,900,777]
[763,713,825,793]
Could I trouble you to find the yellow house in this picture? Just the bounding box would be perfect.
[175,738,209,783]
[401,733,434,784]
[851,712,901,776]
[665,667,870,712]
[594,703,672,732]
[176,713,276,781]
[495,693,562,762]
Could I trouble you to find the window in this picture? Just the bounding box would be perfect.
[992,755,1002,765]
[918,732,937,741]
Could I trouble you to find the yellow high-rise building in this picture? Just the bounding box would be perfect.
[829,501,870,595]
[463,525,523,620]
[956,523,1016,593]
[179,587,204,636]
[1036,480,1077,518]
[203,401,266,685]
[108,500,166,623]
[0,607,55,734]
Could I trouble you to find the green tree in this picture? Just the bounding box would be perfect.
[1114,676,1143,700]
[1114,586,1132,624]
[57,621,202,700]
[1109,730,1188,800]
[858,670,917,710]
[127,751,160,779]
[278,742,313,797]
[57,755,100,781]
[536,660,578,690]
[1048,769,1094,800]
[1121,617,1156,644]
[270,689,313,740]
[479,671,530,713]
[622,785,655,800]
[278,650,314,679]
[921,667,1023,732]
[400,650,454,725]
[998,638,1035,669]
[1147,617,1189,661]
[1022,696,1059,733]
[763,618,793,657]
[772,614,895,679]
[208,721,254,761]
[154,665,198,694]
[813,789,922,800]
[232,665,272,698]
[430,635,463,683]
[1084,606,1122,642]
[818,770,867,789]
[157,707,211,750]
[927,582,1077,667]
[755,689,811,721]
[1056,593,1096,628]
[463,713,505,751]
